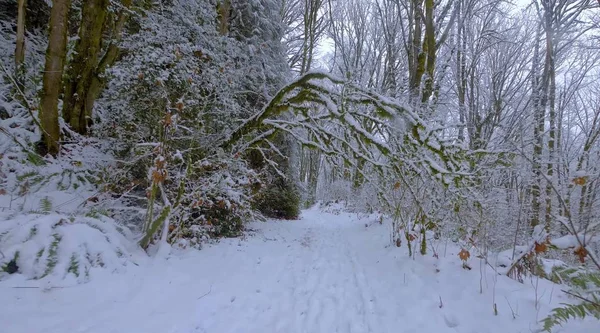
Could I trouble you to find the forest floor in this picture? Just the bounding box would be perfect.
[1,206,597,333]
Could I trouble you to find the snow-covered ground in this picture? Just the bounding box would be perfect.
[1,207,596,333]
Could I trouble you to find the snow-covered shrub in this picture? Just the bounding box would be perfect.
[0,213,142,283]
[0,20,47,101]
[169,155,263,242]
[95,0,293,248]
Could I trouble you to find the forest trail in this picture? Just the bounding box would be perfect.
[1,206,594,333]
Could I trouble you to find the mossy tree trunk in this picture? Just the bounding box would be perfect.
[407,0,423,103]
[62,0,109,135]
[84,0,133,128]
[406,0,456,107]
[39,0,71,155]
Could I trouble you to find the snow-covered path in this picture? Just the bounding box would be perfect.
[1,207,596,333]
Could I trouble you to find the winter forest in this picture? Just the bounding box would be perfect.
[0,0,600,332]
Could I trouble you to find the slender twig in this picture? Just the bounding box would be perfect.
[10,286,67,289]
[562,289,600,308]
[505,296,517,319]
[197,285,212,300]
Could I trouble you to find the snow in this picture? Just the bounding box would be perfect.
[1,207,597,333]
[551,234,597,249]
[0,213,145,284]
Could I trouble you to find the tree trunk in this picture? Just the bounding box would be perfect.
[535,6,553,231]
[15,0,26,90]
[218,0,231,35]
[408,0,423,103]
[62,0,109,135]
[529,22,544,228]
[39,0,71,155]
[421,0,436,104]
[544,49,556,229]
[84,0,133,126]
[456,0,466,143]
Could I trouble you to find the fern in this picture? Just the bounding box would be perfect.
[16,171,39,181]
[26,152,46,166]
[40,233,61,278]
[542,266,600,331]
[68,253,79,277]
[543,301,600,331]
[34,247,45,265]
[26,226,38,240]
[40,197,53,213]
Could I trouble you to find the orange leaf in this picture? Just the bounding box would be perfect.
[163,112,172,126]
[574,246,588,263]
[152,169,166,183]
[393,182,401,190]
[458,249,470,261]
[572,176,587,186]
[534,242,547,254]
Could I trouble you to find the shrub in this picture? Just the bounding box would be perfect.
[255,178,300,219]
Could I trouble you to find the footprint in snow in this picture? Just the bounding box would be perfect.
[444,313,460,328]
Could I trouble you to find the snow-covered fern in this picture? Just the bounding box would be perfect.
[542,267,600,331]
[0,213,145,284]
[39,196,53,213]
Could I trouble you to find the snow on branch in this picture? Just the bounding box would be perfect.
[220,71,471,185]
